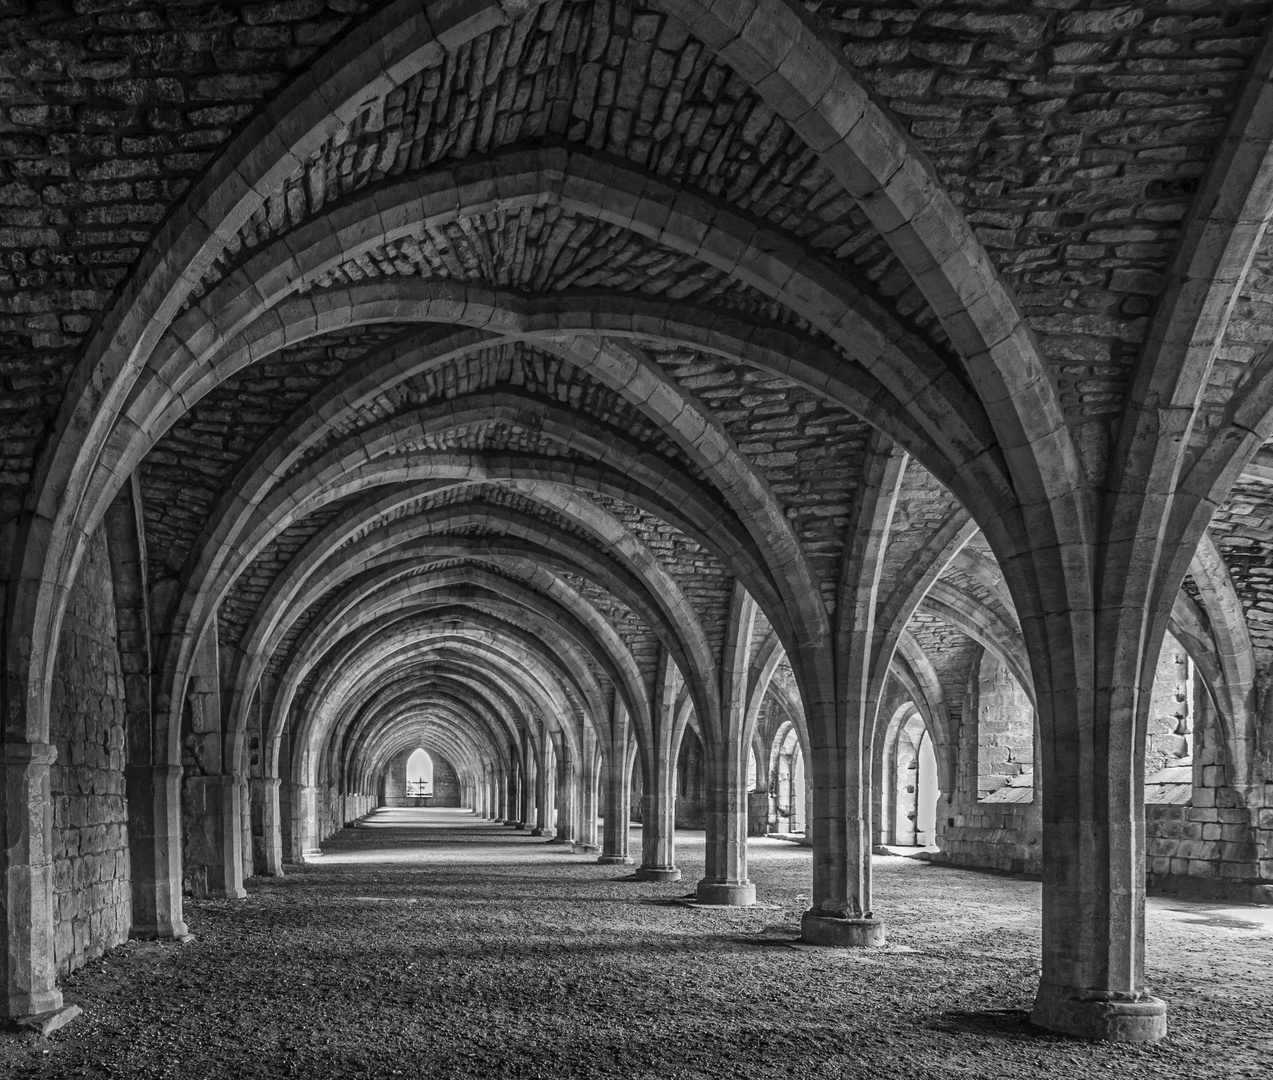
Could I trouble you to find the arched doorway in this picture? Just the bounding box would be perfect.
[887,711,941,849]
[773,725,805,835]
[406,749,434,804]
[915,730,939,847]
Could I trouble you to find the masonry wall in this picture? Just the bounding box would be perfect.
[976,654,1034,799]
[381,753,408,804]
[432,757,461,807]
[48,523,132,975]
[931,652,1040,874]
[926,654,1272,900]
[1146,692,1273,902]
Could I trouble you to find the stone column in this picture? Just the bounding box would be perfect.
[250,777,284,876]
[599,745,633,865]
[237,775,252,882]
[697,743,754,904]
[697,584,756,906]
[182,774,246,899]
[549,734,573,844]
[1031,687,1168,1042]
[504,754,521,827]
[637,751,679,881]
[180,624,252,894]
[0,741,69,1023]
[800,720,883,945]
[637,655,681,881]
[577,733,600,854]
[126,763,189,936]
[105,481,190,942]
[518,729,533,830]
[282,781,302,861]
[798,446,900,947]
[495,768,508,824]
[531,731,550,836]
[296,783,321,862]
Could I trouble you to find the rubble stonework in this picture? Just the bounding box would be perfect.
[48,526,131,975]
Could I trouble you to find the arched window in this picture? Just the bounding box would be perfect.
[406,748,433,797]
[976,652,1034,803]
[1145,631,1194,805]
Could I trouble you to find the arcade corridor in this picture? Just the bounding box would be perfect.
[2,811,1269,1080]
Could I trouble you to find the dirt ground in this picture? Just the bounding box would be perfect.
[2,807,1270,1079]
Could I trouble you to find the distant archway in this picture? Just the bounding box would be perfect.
[774,726,805,835]
[916,731,939,848]
[406,749,434,797]
[886,710,941,848]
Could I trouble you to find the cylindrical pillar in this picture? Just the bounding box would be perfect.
[696,739,755,906]
[637,746,680,881]
[598,747,632,865]
[531,737,550,836]
[549,737,573,844]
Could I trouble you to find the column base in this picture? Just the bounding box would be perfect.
[575,843,601,855]
[800,911,886,947]
[3,1004,82,1036]
[1031,982,1167,1043]
[505,821,521,828]
[530,828,546,836]
[202,886,247,900]
[130,920,191,941]
[597,854,633,865]
[546,836,570,844]
[696,879,756,906]
[635,866,681,882]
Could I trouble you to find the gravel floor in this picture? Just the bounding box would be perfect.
[2,807,1270,1079]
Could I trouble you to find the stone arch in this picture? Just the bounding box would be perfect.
[879,703,940,849]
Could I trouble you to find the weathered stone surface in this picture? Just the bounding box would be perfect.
[48,525,131,977]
